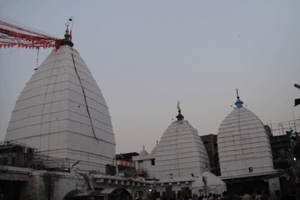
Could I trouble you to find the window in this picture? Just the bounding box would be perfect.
[151,159,155,165]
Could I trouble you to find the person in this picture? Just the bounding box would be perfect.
[242,191,253,200]
[288,188,296,200]
[212,194,218,200]
[193,194,200,200]
[273,190,280,200]
[177,194,183,200]
[254,190,261,200]
[220,193,224,200]
[232,192,240,200]
[0,189,3,200]
[222,192,231,200]
[260,190,269,200]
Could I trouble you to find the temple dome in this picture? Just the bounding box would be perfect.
[5,45,116,172]
[192,170,227,195]
[150,141,158,155]
[139,145,149,156]
[218,103,274,179]
[155,119,209,180]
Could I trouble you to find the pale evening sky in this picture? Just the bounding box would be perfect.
[1,1,300,154]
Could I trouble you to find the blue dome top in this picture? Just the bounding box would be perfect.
[235,96,244,108]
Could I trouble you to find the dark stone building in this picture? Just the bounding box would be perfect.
[200,134,220,176]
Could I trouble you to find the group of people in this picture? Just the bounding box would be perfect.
[155,188,297,200]
[230,190,275,200]
[230,189,296,200]
[173,190,287,200]
[185,192,230,200]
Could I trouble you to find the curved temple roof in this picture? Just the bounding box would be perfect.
[5,45,116,172]
[218,96,274,179]
[155,119,209,180]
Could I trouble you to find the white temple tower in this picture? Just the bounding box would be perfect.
[155,105,209,180]
[218,93,274,179]
[5,30,116,172]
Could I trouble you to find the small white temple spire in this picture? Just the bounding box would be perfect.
[140,145,149,156]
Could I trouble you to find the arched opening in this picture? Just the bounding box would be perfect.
[64,188,132,200]
[108,188,131,200]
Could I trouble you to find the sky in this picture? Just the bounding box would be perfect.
[1,1,300,154]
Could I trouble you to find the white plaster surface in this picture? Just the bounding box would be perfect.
[218,107,274,179]
[133,153,156,179]
[153,177,195,194]
[5,46,115,172]
[150,143,158,154]
[139,146,149,156]
[192,171,226,195]
[155,120,209,180]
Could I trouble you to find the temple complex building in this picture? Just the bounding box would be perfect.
[200,134,219,176]
[0,27,152,200]
[5,37,116,172]
[1,19,297,199]
[133,106,211,197]
[217,92,279,195]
